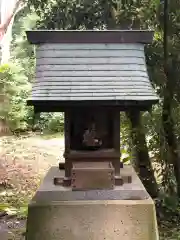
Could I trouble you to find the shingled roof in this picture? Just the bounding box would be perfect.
[26,30,158,109]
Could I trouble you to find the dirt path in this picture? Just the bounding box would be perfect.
[0,134,64,239]
[0,133,64,179]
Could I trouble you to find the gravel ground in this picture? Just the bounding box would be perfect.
[0,133,64,240]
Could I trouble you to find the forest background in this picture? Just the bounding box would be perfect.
[1,0,180,239]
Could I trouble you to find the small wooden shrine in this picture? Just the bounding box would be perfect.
[26,30,158,190]
[25,30,159,240]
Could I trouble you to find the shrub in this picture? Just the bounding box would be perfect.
[0,63,31,131]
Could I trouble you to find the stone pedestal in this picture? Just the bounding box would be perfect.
[26,166,159,240]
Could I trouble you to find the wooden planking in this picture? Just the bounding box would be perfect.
[29,42,158,102]
[32,88,155,94]
[37,43,144,51]
[36,64,147,72]
[36,57,145,65]
[29,95,158,101]
[32,81,153,89]
[32,84,153,90]
[36,71,148,78]
[33,76,150,83]
[32,82,153,88]
[31,91,157,97]
[36,49,144,58]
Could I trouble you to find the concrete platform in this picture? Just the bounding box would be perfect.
[26,166,159,240]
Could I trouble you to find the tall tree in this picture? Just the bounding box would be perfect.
[161,0,180,197]
[0,0,25,63]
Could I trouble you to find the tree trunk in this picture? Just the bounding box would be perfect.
[127,110,158,198]
[162,59,180,197]
[162,97,180,197]
[162,0,180,197]
[0,0,24,63]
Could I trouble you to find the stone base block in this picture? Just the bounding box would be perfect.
[25,166,159,240]
[26,200,158,240]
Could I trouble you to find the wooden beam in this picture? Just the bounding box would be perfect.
[27,100,157,112]
[64,110,71,178]
[26,30,154,44]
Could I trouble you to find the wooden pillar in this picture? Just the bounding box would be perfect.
[64,110,71,179]
[112,109,121,175]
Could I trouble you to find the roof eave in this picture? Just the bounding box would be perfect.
[26,30,154,45]
[27,99,159,112]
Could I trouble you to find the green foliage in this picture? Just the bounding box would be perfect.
[28,0,156,30]
[11,8,38,82]
[0,64,31,130]
[0,203,28,218]
[1,0,180,238]
[120,113,132,164]
[7,9,65,134]
[46,113,64,133]
[38,113,64,133]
